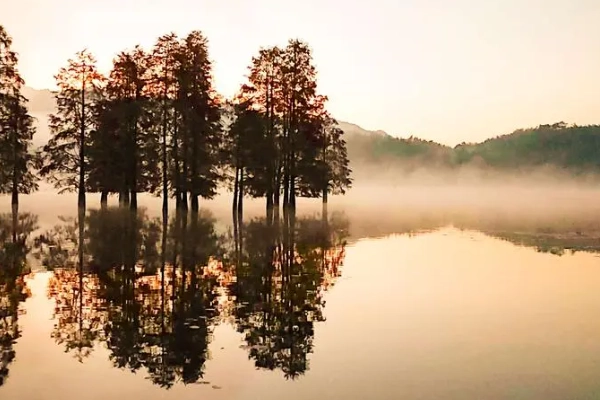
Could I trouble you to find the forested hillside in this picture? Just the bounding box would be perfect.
[346,121,600,174]
[454,122,600,171]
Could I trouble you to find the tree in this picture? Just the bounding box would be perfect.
[147,33,180,215]
[296,107,352,217]
[224,96,268,224]
[237,47,283,220]
[0,25,38,212]
[89,47,160,209]
[231,40,351,221]
[278,40,321,212]
[173,31,223,212]
[320,120,352,205]
[40,50,105,209]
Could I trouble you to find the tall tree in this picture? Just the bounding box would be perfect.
[148,33,180,216]
[224,96,266,223]
[279,39,320,212]
[41,50,105,210]
[173,31,222,212]
[237,48,283,217]
[0,25,38,212]
[90,47,160,209]
[296,106,352,217]
[320,119,351,210]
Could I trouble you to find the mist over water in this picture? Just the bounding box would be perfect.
[13,170,600,238]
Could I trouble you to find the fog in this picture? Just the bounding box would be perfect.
[19,92,600,239]
[7,165,600,241]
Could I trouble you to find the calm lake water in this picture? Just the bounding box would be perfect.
[2,192,600,400]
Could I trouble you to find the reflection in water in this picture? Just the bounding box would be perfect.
[7,204,600,398]
[485,230,600,256]
[38,207,349,388]
[0,212,37,386]
[230,212,349,379]
[42,208,228,388]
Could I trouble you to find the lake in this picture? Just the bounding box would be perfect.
[1,189,600,400]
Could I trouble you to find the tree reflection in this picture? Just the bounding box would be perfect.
[42,207,223,388]
[41,206,348,386]
[0,211,37,386]
[46,209,108,362]
[230,211,348,379]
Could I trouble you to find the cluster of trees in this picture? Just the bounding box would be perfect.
[0,25,352,216]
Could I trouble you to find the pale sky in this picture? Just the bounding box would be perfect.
[3,0,600,145]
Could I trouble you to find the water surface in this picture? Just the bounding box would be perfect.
[1,202,600,399]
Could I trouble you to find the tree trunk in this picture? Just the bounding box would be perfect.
[232,167,239,220]
[322,187,328,223]
[130,190,137,210]
[233,202,239,262]
[11,175,18,217]
[266,191,273,225]
[11,111,19,219]
[180,192,188,211]
[237,168,244,223]
[162,108,168,218]
[100,191,108,209]
[283,174,289,210]
[78,83,86,211]
[11,207,17,244]
[274,189,280,224]
[190,194,199,212]
[119,190,130,207]
[131,91,139,211]
[290,175,296,211]
[173,119,182,211]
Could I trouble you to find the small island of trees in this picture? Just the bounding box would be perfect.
[0,25,353,222]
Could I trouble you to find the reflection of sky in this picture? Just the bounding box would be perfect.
[5,0,600,145]
[4,230,600,399]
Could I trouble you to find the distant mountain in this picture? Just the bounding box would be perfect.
[337,121,387,138]
[22,87,55,113]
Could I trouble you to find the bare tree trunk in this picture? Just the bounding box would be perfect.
[266,191,273,226]
[100,191,108,209]
[12,113,19,219]
[232,167,239,220]
[119,190,130,207]
[273,189,280,224]
[162,105,168,218]
[11,170,18,218]
[131,116,138,210]
[180,192,188,211]
[322,187,328,223]
[190,194,199,212]
[11,204,17,244]
[237,168,244,224]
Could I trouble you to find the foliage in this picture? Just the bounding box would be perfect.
[0,25,38,203]
[40,50,105,202]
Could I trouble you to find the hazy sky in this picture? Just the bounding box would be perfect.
[3,0,600,145]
